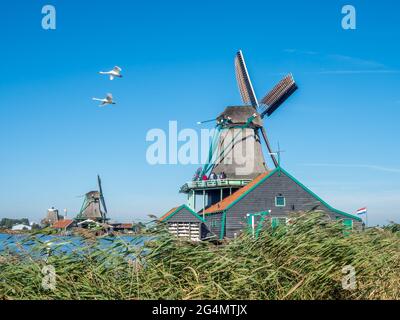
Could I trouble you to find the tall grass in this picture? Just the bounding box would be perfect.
[0,212,399,300]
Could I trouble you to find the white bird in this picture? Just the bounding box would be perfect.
[92,93,116,107]
[99,66,123,80]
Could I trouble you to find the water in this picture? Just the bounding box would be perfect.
[0,233,147,256]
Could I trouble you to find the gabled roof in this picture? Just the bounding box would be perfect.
[204,167,362,222]
[52,219,74,229]
[204,171,270,214]
[160,204,205,222]
[159,207,179,221]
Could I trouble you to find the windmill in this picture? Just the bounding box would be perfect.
[234,50,297,168]
[206,50,297,179]
[181,50,298,212]
[75,175,108,223]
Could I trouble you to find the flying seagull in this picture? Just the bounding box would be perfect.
[92,93,116,107]
[99,66,123,80]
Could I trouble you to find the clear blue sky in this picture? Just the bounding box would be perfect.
[0,0,399,225]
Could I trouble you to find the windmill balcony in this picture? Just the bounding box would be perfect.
[180,178,252,193]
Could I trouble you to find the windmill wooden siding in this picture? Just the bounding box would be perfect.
[204,167,363,239]
[213,106,267,180]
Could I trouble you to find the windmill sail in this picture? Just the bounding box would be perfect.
[97,175,108,220]
[259,74,297,117]
[260,127,279,168]
[235,50,259,108]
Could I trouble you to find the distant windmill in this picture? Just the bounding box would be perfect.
[76,175,108,223]
[204,50,297,179]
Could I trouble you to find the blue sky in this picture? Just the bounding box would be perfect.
[0,0,399,225]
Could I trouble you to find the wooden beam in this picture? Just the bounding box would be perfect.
[260,127,279,168]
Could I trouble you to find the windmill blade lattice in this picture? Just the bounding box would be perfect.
[235,50,259,108]
[259,73,298,118]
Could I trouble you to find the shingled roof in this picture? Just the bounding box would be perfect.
[52,219,74,229]
[204,171,270,214]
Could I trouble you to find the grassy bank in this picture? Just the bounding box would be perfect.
[0,213,399,300]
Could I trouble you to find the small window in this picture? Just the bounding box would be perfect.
[271,217,287,228]
[275,196,286,207]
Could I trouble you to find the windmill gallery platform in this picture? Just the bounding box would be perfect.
[159,51,362,241]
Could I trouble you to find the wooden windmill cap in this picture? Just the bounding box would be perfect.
[85,191,100,199]
[217,106,263,127]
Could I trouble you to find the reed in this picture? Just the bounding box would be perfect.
[0,212,399,300]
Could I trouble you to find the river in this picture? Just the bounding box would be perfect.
[0,233,147,255]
